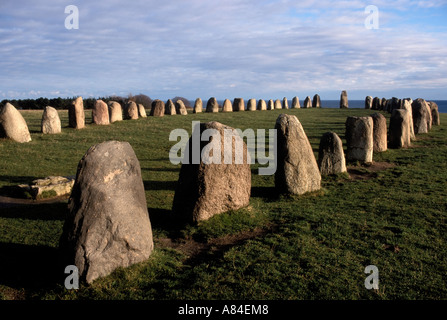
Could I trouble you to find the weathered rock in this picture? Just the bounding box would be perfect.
[193,98,203,113]
[60,141,154,284]
[233,98,245,111]
[0,103,32,143]
[165,99,177,115]
[400,98,415,140]
[387,97,400,113]
[267,99,274,110]
[381,98,387,111]
[257,99,267,111]
[175,100,188,115]
[389,109,411,148]
[274,99,282,110]
[41,106,61,134]
[340,91,348,109]
[108,101,123,123]
[312,94,321,108]
[150,99,165,117]
[292,96,300,109]
[27,176,74,199]
[370,113,387,152]
[138,104,147,118]
[69,96,85,129]
[317,132,347,176]
[206,97,219,113]
[92,100,110,125]
[428,101,440,126]
[172,121,251,223]
[247,99,257,111]
[365,96,373,109]
[222,99,233,112]
[412,98,431,134]
[303,96,312,109]
[275,114,321,195]
[345,116,374,163]
[372,97,381,110]
[282,97,289,109]
[124,101,139,120]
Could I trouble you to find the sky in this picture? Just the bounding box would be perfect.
[1,0,447,101]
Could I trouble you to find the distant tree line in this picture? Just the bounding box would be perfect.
[0,94,191,110]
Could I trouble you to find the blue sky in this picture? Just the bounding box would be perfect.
[1,0,446,101]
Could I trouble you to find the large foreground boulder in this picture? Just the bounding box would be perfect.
[0,103,32,142]
[275,114,321,195]
[92,100,110,125]
[389,109,411,148]
[370,113,387,152]
[69,96,85,129]
[150,99,165,117]
[60,141,154,284]
[345,116,373,163]
[317,132,347,176]
[108,101,123,123]
[412,98,431,134]
[340,91,348,108]
[41,106,62,134]
[172,121,251,223]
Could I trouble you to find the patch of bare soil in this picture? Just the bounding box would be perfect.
[347,161,396,181]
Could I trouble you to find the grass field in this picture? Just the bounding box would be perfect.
[0,107,446,300]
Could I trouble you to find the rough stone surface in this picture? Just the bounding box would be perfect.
[400,98,415,140]
[59,141,154,284]
[193,98,203,113]
[365,96,373,109]
[340,91,348,109]
[108,101,123,123]
[303,96,312,109]
[412,98,431,134]
[247,99,257,111]
[381,98,387,111]
[428,101,440,126]
[150,99,165,117]
[312,94,321,108]
[233,98,245,111]
[165,99,177,115]
[138,104,147,118]
[389,109,411,149]
[292,96,300,109]
[222,99,233,112]
[22,176,75,199]
[172,121,251,223]
[206,97,219,113]
[372,97,381,110]
[267,99,274,110]
[282,97,289,109]
[257,99,267,111]
[69,96,85,129]
[370,113,387,152]
[274,99,282,110]
[41,106,61,134]
[275,114,321,195]
[318,132,347,176]
[0,102,32,143]
[124,101,139,120]
[345,116,374,163]
[175,100,188,115]
[92,100,110,125]
[387,97,400,113]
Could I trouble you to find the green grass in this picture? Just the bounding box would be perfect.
[0,107,446,300]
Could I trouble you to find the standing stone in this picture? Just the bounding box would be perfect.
[312,94,321,108]
[69,96,85,129]
[233,98,245,111]
[275,114,321,195]
[150,99,165,117]
[318,132,347,176]
[372,97,381,110]
[387,97,400,113]
[282,97,289,109]
[193,98,203,113]
[267,99,274,110]
[222,99,233,112]
[345,116,374,163]
[257,99,267,111]
[124,101,139,120]
[0,103,32,142]
[292,96,300,109]
[303,96,312,109]
[138,104,147,118]
[274,99,282,110]
[59,141,154,284]
[175,100,188,115]
[340,91,348,109]
[370,113,387,152]
[428,101,440,126]
[108,101,123,123]
[401,98,415,140]
[412,98,431,134]
[381,98,387,111]
[92,100,110,125]
[206,97,219,113]
[365,96,373,109]
[41,106,61,134]
[165,99,177,115]
[247,99,257,111]
[389,109,411,148]
[172,121,251,223]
